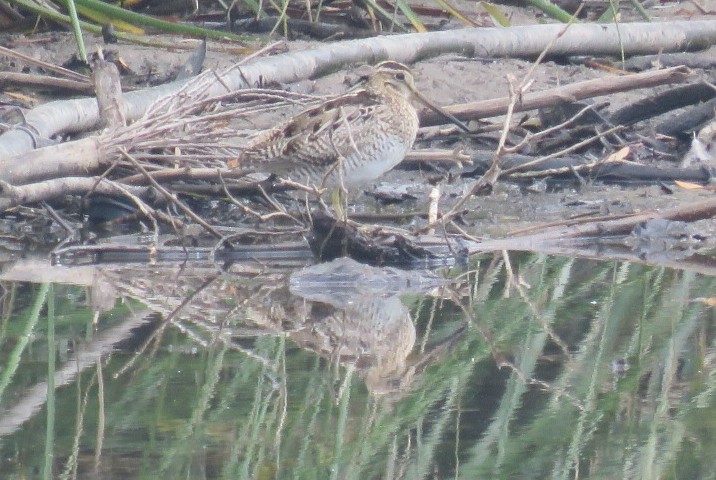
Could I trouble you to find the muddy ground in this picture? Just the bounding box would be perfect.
[1,5,716,255]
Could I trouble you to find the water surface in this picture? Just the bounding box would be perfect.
[0,253,714,479]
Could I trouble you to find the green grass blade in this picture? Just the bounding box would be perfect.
[73,0,248,41]
[242,0,267,18]
[524,0,577,22]
[395,0,426,32]
[0,283,49,406]
[42,284,56,480]
[64,0,88,62]
[3,0,148,42]
[75,3,144,34]
[6,0,248,42]
[480,1,511,26]
[430,0,476,26]
[629,0,652,21]
[357,0,409,32]
[598,0,651,22]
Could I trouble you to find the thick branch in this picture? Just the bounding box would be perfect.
[0,176,148,211]
[0,137,104,186]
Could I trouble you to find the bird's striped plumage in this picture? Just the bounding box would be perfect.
[232,61,461,189]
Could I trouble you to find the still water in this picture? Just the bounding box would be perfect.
[0,252,714,479]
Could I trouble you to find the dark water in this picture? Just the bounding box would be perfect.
[0,253,715,479]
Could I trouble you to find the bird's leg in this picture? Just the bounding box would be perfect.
[325,117,352,222]
[331,156,350,221]
[331,187,348,222]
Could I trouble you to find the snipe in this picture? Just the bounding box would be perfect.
[230,61,469,190]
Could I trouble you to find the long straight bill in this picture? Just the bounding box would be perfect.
[412,90,471,133]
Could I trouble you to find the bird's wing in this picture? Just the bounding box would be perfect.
[236,90,386,170]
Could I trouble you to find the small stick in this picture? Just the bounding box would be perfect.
[41,201,74,234]
[404,149,472,166]
[502,124,625,175]
[0,72,93,93]
[0,45,90,83]
[274,178,325,196]
[426,186,440,235]
[219,172,297,223]
[119,167,252,185]
[120,149,225,240]
[503,102,607,154]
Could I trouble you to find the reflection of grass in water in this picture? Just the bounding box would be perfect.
[0,283,49,406]
[3,258,716,479]
[455,260,716,479]
[42,284,55,480]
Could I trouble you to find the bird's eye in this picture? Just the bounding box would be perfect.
[395,72,405,80]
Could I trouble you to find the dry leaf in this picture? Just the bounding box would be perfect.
[675,180,705,190]
[604,146,630,163]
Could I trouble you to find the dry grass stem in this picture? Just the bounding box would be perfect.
[502,124,626,175]
[504,102,607,154]
[274,178,326,196]
[100,71,325,171]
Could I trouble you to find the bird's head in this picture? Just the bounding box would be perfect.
[368,61,417,99]
[366,60,471,133]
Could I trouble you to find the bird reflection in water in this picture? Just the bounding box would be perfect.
[246,257,450,396]
[288,285,416,395]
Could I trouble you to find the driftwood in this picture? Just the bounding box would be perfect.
[0,177,149,211]
[502,196,716,240]
[464,151,714,183]
[0,21,714,160]
[422,65,694,125]
[0,72,93,94]
[610,77,716,127]
[657,96,716,137]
